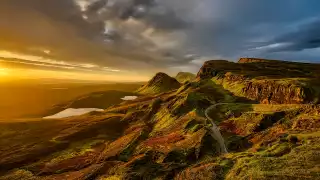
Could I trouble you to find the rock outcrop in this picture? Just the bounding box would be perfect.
[238,57,277,63]
[196,58,320,104]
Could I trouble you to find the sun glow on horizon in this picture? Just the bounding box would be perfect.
[0,65,148,82]
[0,67,9,76]
[0,50,122,72]
[0,50,150,82]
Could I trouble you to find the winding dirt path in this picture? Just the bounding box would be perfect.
[205,103,229,154]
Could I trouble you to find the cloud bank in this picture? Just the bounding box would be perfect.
[0,0,320,76]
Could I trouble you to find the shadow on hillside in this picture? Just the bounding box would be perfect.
[201,79,258,104]
[0,113,128,173]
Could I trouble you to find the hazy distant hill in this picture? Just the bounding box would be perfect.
[175,72,196,83]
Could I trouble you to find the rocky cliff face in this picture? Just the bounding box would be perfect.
[197,58,320,104]
[238,57,276,63]
[196,60,238,79]
[242,80,313,104]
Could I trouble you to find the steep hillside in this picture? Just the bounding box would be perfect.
[175,72,196,83]
[137,72,181,94]
[1,58,319,180]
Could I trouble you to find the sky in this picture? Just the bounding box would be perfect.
[0,0,320,81]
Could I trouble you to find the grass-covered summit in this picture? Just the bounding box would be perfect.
[175,72,196,83]
[137,72,181,94]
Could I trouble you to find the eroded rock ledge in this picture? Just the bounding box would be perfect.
[197,58,320,104]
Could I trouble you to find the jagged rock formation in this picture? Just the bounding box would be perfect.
[238,57,278,63]
[137,72,181,94]
[175,72,196,83]
[197,58,320,104]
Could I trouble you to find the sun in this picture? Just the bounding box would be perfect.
[0,67,9,76]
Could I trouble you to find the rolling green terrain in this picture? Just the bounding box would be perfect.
[0,58,319,180]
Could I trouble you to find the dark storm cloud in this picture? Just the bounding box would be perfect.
[83,0,188,30]
[258,19,320,52]
[0,0,104,38]
[0,0,104,56]
[1,0,320,75]
[0,0,173,72]
[177,0,320,59]
[86,0,108,14]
